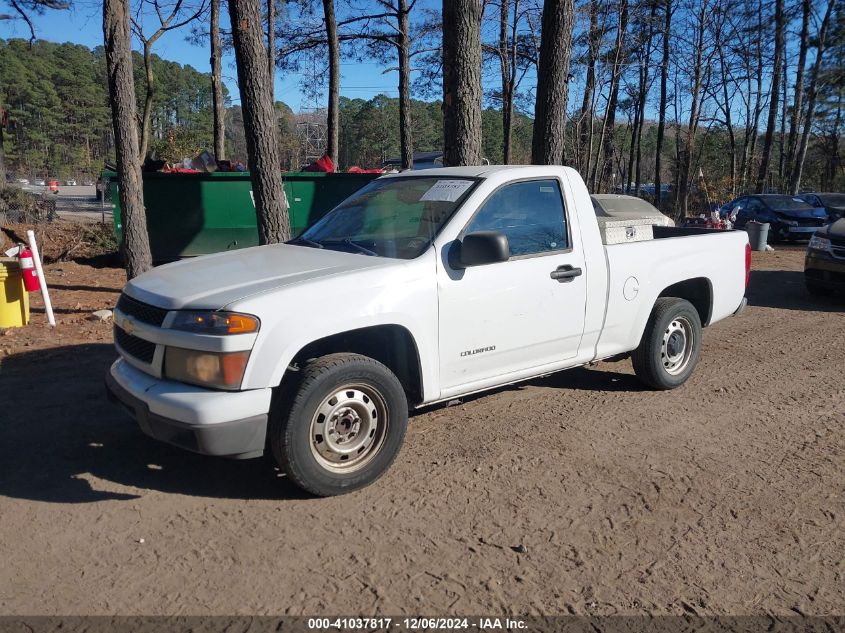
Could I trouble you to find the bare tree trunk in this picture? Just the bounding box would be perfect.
[600,0,629,191]
[0,118,6,187]
[676,0,710,218]
[786,0,810,175]
[627,78,641,192]
[229,0,289,243]
[442,0,483,166]
[398,0,413,169]
[742,6,765,192]
[531,0,574,164]
[323,0,339,166]
[499,0,513,164]
[104,0,152,279]
[654,0,671,206]
[718,46,737,196]
[590,85,607,190]
[267,0,275,102]
[578,0,599,175]
[790,0,835,193]
[778,50,788,185]
[139,41,155,160]
[210,0,225,159]
[755,0,784,192]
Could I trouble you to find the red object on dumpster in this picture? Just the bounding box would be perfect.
[347,166,385,174]
[302,154,335,173]
[18,246,41,292]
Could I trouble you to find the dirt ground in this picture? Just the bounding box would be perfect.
[0,240,843,617]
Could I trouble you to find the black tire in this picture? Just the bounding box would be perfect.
[632,298,703,390]
[270,353,408,497]
[805,278,831,296]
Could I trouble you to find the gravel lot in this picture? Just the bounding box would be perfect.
[0,246,842,616]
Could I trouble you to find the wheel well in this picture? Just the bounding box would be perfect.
[288,325,424,405]
[658,278,713,325]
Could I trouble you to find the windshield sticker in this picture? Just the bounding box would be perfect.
[420,179,473,202]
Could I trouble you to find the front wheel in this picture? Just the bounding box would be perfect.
[270,353,408,496]
[632,298,703,390]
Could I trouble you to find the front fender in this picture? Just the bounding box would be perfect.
[234,257,440,401]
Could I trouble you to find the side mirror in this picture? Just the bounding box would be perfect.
[454,231,510,268]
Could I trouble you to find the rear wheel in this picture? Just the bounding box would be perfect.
[270,353,408,496]
[632,298,702,390]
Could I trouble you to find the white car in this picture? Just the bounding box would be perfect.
[107,166,750,496]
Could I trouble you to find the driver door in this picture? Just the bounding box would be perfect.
[437,179,587,393]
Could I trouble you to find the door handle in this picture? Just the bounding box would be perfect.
[550,265,582,282]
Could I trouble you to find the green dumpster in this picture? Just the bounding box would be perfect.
[105,171,379,263]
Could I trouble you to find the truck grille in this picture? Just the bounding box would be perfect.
[116,294,169,327]
[114,326,156,364]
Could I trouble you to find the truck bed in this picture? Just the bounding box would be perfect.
[592,227,749,361]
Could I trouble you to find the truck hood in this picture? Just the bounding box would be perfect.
[124,244,396,310]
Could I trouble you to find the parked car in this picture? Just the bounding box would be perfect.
[65,179,77,186]
[16,178,29,185]
[106,166,750,496]
[804,219,845,295]
[797,192,845,223]
[720,194,828,242]
[382,151,444,171]
[33,179,46,186]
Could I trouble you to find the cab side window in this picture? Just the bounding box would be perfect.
[465,179,568,257]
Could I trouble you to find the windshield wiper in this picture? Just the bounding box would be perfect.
[288,236,324,249]
[340,239,378,257]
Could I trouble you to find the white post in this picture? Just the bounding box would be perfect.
[26,230,55,327]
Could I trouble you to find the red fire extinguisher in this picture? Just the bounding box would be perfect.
[18,245,41,292]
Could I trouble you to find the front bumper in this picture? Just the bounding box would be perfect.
[106,358,272,459]
[772,224,822,239]
[805,250,845,291]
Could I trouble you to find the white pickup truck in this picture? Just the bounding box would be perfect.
[106,166,750,496]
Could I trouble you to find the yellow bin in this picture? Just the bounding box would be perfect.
[0,257,30,328]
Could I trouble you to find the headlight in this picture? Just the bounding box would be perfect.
[808,235,831,252]
[164,347,250,389]
[170,310,259,335]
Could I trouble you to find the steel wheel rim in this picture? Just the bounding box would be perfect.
[661,316,695,376]
[309,383,389,473]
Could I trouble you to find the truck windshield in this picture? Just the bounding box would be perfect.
[292,176,478,259]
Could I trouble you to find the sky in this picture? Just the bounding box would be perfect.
[0,0,405,112]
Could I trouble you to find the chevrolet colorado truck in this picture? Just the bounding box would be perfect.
[106,166,750,496]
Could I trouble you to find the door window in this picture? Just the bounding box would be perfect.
[464,180,568,257]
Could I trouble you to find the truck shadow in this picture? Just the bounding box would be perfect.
[747,270,844,312]
[416,365,645,415]
[0,344,309,504]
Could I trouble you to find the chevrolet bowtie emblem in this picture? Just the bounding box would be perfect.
[122,317,137,336]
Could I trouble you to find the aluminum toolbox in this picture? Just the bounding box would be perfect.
[597,217,657,245]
